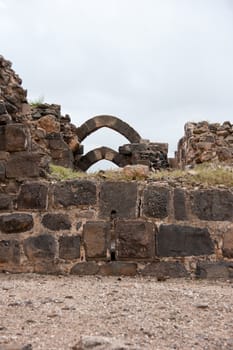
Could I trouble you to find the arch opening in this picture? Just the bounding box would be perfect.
[76,115,141,144]
[81,127,131,154]
[76,146,129,172]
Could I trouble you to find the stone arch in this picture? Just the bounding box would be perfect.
[76,115,141,143]
[76,146,129,171]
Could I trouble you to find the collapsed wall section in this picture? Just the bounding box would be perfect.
[0,179,232,279]
[176,121,233,168]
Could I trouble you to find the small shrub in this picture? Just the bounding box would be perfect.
[29,96,44,107]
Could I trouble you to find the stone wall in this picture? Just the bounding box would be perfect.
[0,54,169,172]
[0,179,232,279]
[176,121,233,168]
[0,55,27,120]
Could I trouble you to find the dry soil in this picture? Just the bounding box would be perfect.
[0,274,233,350]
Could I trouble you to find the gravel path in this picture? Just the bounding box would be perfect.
[0,274,233,350]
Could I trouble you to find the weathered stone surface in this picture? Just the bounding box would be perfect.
[122,164,150,179]
[59,236,80,260]
[37,115,60,133]
[76,146,128,172]
[0,113,11,125]
[196,261,233,279]
[0,214,33,233]
[6,152,40,178]
[0,101,7,115]
[42,213,71,231]
[174,188,187,221]
[54,180,96,208]
[192,189,233,221]
[0,126,6,150]
[73,335,138,350]
[0,55,27,118]
[142,185,170,219]
[157,224,214,257]
[0,161,5,181]
[99,261,137,276]
[140,261,188,278]
[17,182,48,209]
[33,262,61,274]
[176,121,233,167]
[0,240,20,264]
[70,262,99,275]
[0,151,9,160]
[5,124,29,152]
[76,115,141,144]
[223,228,233,258]
[76,222,82,230]
[99,182,137,219]
[118,141,169,170]
[0,194,11,210]
[23,234,56,261]
[83,221,110,260]
[0,343,32,350]
[50,148,74,168]
[46,133,68,150]
[116,221,155,260]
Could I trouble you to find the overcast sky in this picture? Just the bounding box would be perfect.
[1,0,233,170]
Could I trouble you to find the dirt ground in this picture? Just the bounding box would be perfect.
[0,274,233,350]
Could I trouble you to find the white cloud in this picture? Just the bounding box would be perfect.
[0,0,233,169]
[0,0,6,8]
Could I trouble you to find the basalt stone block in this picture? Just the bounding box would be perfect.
[76,222,82,230]
[5,124,28,152]
[23,234,56,261]
[0,240,20,264]
[0,126,5,150]
[174,188,187,221]
[223,228,233,258]
[53,180,96,208]
[99,182,137,219]
[0,213,33,233]
[83,221,110,260]
[0,161,5,181]
[157,224,214,257]
[33,262,61,275]
[42,213,71,231]
[99,261,137,276]
[0,101,7,115]
[70,261,99,275]
[116,220,155,260]
[140,261,188,278]
[142,185,170,219]
[17,182,48,210]
[0,151,9,161]
[59,236,80,260]
[0,113,11,125]
[6,152,40,178]
[51,149,74,168]
[192,189,233,221]
[46,134,67,149]
[196,261,233,279]
[0,194,11,210]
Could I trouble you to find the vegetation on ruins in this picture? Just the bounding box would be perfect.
[29,96,44,107]
[50,163,233,187]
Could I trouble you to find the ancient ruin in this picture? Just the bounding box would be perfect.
[0,54,232,278]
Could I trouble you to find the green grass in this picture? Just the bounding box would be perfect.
[49,164,147,181]
[49,163,233,187]
[49,164,86,180]
[150,164,233,187]
[29,96,44,107]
